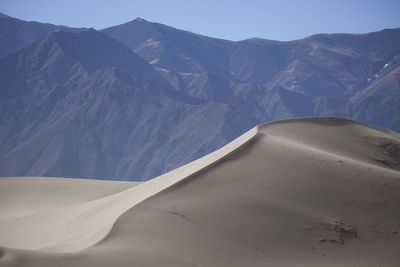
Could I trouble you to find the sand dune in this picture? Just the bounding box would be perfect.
[1,117,400,266]
[0,177,137,216]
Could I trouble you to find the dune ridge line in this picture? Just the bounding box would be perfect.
[0,124,259,252]
[1,117,398,254]
[1,117,400,266]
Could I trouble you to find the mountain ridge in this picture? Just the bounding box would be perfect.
[0,13,399,180]
[0,27,260,180]
[0,12,85,58]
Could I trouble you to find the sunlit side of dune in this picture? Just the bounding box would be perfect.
[0,125,258,252]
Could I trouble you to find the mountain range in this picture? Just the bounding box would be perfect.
[0,13,399,180]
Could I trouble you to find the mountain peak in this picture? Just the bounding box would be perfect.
[0,12,9,18]
[20,28,159,79]
[86,27,97,32]
[134,17,148,23]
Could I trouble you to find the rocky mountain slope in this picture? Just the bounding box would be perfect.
[0,14,399,180]
[103,19,400,130]
[0,28,262,180]
[0,12,84,58]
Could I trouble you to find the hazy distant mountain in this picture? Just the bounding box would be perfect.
[103,18,400,130]
[348,54,400,129]
[0,28,263,180]
[0,12,84,58]
[0,13,399,180]
[102,18,232,79]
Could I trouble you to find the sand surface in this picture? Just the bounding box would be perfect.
[0,177,138,216]
[1,117,400,266]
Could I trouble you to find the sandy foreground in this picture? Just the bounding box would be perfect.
[0,117,400,266]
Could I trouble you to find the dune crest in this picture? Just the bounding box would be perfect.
[0,125,258,252]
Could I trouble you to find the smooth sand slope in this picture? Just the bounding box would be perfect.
[1,117,400,266]
[0,177,138,216]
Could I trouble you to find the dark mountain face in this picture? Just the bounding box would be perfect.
[0,28,161,100]
[0,13,399,180]
[0,13,84,59]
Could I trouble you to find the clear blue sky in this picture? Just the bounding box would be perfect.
[1,0,400,41]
